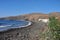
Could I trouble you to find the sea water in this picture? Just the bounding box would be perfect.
[0,20,31,31]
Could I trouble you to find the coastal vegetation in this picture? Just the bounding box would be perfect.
[48,16,60,40]
[39,16,60,40]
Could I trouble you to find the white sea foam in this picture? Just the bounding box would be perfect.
[0,26,6,27]
[0,25,11,27]
[20,21,32,27]
[0,20,32,31]
[11,21,32,28]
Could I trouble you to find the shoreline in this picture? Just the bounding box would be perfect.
[0,20,32,32]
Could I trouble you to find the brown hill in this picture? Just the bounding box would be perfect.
[0,12,60,21]
[0,13,49,21]
[49,12,60,20]
[49,12,60,16]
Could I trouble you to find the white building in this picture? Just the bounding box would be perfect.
[38,19,49,23]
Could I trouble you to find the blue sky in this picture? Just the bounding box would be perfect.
[0,0,60,17]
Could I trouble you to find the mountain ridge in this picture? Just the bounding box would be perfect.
[0,12,60,21]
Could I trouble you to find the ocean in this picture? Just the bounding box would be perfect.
[0,20,31,31]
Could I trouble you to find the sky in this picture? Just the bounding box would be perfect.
[0,0,60,17]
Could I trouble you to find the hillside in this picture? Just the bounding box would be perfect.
[0,13,49,21]
[0,12,60,21]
